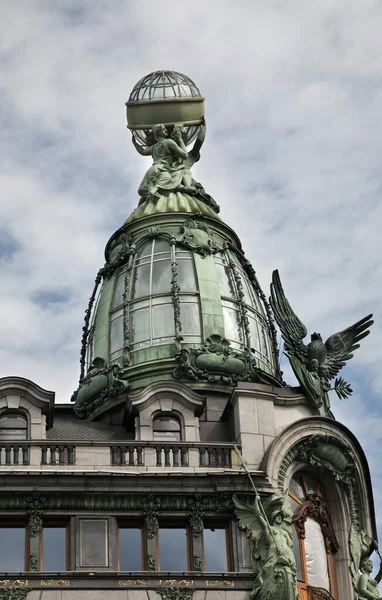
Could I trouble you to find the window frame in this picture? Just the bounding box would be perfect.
[202,522,231,572]
[40,521,69,572]
[152,413,182,442]
[0,410,29,441]
[288,472,339,599]
[117,521,145,572]
[0,521,28,571]
[157,521,191,572]
[108,239,202,357]
[213,250,275,372]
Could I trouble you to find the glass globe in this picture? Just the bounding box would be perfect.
[126,70,204,146]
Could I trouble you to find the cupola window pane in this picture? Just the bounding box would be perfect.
[110,313,124,355]
[152,260,172,294]
[132,263,151,299]
[152,303,174,342]
[177,256,197,291]
[179,301,201,341]
[111,271,126,309]
[131,308,150,347]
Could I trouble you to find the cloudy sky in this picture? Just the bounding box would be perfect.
[1,0,381,547]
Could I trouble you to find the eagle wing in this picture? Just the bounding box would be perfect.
[270,270,308,364]
[323,314,373,381]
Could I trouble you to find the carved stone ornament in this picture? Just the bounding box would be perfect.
[0,584,31,600]
[187,496,208,538]
[141,496,161,539]
[278,434,357,490]
[178,218,220,257]
[173,334,276,385]
[72,357,129,418]
[103,232,133,277]
[156,587,194,600]
[148,554,156,571]
[307,587,336,600]
[193,555,202,571]
[293,495,339,553]
[27,493,46,538]
[29,554,39,571]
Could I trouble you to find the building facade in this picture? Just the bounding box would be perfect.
[0,71,378,600]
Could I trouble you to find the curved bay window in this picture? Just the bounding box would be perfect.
[213,251,274,373]
[289,473,338,599]
[110,238,202,359]
[0,412,27,440]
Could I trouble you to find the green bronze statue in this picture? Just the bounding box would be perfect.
[132,119,219,213]
[357,558,382,599]
[233,492,298,600]
[269,270,373,415]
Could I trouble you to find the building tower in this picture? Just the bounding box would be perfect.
[0,71,379,600]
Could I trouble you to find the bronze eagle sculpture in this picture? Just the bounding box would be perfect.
[270,270,373,416]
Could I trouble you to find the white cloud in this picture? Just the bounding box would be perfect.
[0,0,381,550]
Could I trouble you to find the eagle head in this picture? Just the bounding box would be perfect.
[311,332,323,342]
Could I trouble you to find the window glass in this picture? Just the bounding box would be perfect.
[0,527,25,570]
[215,262,236,298]
[110,315,124,354]
[222,305,243,345]
[153,416,181,441]
[204,528,228,571]
[43,526,67,571]
[292,526,303,581]
[119,527,142,570]
[131,307,150,346]
[289,475,305,500]
[305,517,330,590]
[159,528,188,571]
[177,259,197,291]
[154,239,171,256]
[137,241,152,259]
[132,264,151,299]
[152,303,174,342]
[248,315,259,348]
[111,272,126,309]
[0,414,27,440]
[179,302,201,336]
[152,260,172,294]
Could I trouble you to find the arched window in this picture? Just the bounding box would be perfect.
[213,250,275,374]
[0,413,28,440]
[289,473,338,599]
[153,415,181,442]
[109,238,202,360]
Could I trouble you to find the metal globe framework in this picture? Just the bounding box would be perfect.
[126,70,205,146]
[128,70,201,101]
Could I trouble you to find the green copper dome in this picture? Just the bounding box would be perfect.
[71,71,281,419]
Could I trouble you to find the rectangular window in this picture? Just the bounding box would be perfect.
[0,526,26,571]
[42,525,68,571]
[118,526,143,571]
[159,527,189,571]
[203,527,229,571]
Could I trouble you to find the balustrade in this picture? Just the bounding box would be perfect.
[0,443,29,465]
[40,444,75,465]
